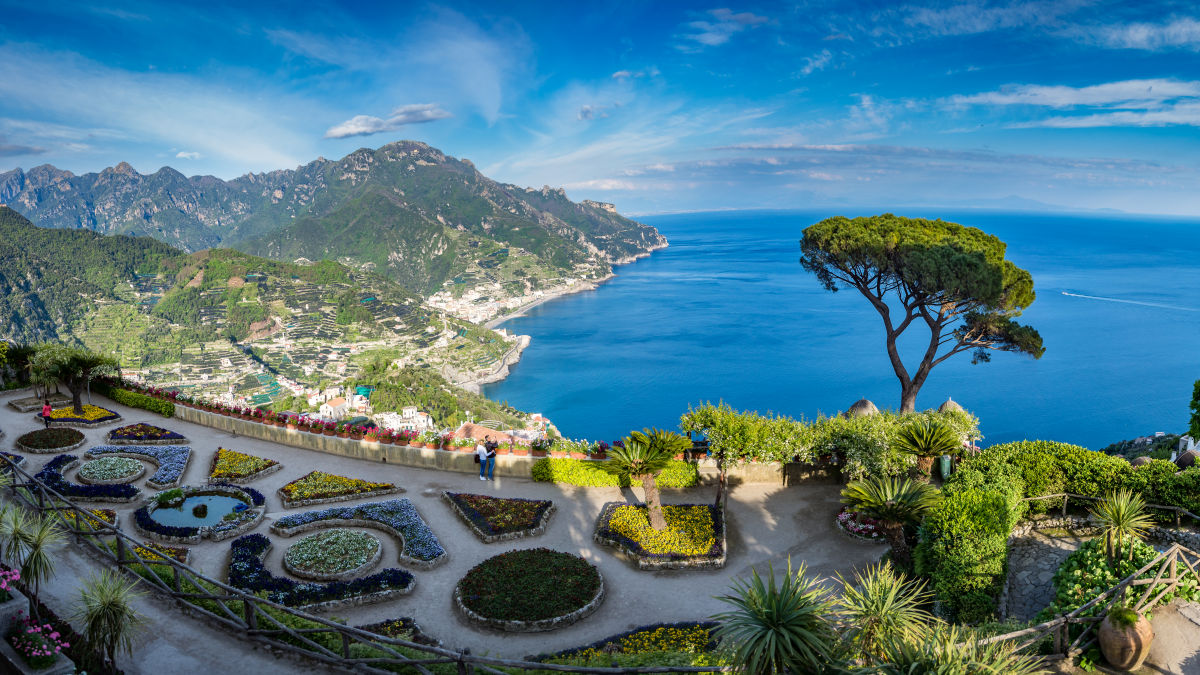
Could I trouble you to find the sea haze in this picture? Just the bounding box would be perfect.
[483,210,1200,449]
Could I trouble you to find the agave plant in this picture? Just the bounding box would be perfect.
[841,477,941,571]
[602,428,690,530]
[874,624,1047,675]
[73,569,146,670]
[712,560,838,674]
[1090,489,1155,562]
[892,418,962,479]
[836,561,936,664]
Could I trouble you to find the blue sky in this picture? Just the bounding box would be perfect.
[2,1,1200,215]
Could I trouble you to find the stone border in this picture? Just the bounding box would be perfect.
[834,514,887,544]
[14,434,87,455]
[282,530,385,582]
[7,394,69,413]
[83,448,189,489]
[37,412,123,429]
[76,458,147,485]
[271,517,447,570]
[209,459,283,485]
[278,485,401,509]
[135,485,265,545]
[43,458,142,504]
[454,555,605,633]
[442,492,556,544]
[592,502,728,571]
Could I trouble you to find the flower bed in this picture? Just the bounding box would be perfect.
[61,508,117,533]
[442,492,555,543]
[228,534,414,610]
[278,471,398,508]
[0,452,25,470]
[14,428,86,454]
[835,508,886,543]
[271,499,446,569]
[356,617,439,647]
[531,457,698,488]
[35,455,140,503]
[593,502,726,570]
[454,548,604,632]
[535,621,720,663]
[132,485,264,544]
[283,529,383,581]
[6,613,70,670]
[105,422,188,445]
[129,541,190,565]
[84,445,191,488]
[209,448,281,483]
[39,404,121,427]
[76,457,145,484]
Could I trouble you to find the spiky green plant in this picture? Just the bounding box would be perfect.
[712,560,837,674]
[73,569,146,670]
[836,561,936,664]
[20,515,63,619]
[603,428,690,530]
[842,477,941,571]
[874,624,1047,674]
[892,418,963,479]
[0,507,31,568]
[1090,489,1155,562]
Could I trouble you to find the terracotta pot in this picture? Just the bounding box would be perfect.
[569,452,588,460]
[550,451,568,458]
[350,433,364,441]
[1099,612,1154,671]
[512,448,529,456]
[286,424,298,431]
[336,432,349,439]
[592,451,606,460]
[323,429,335,436]
[673,453,686,460]
[395,439,409,446]
[531,450,548,457]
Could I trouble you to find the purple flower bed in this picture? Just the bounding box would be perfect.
[85,445,191,487]
[228,534,413,606]
[36,455,140,501]
[273,499,445,562]
[133,506,199,539]
[0,452,25,469]
[107,423,186,442]
[207,482,266,506]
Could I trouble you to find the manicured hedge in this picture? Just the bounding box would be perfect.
[93,381,175,418]
[530,458,698,488]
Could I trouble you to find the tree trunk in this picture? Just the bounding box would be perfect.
[900,382,919,413]
[883,522,911,571]
[914,454,935,480]
[640,474,667,530]
[70,383,85,415]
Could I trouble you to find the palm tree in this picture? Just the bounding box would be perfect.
[603,428,690,530]
[20,515,63,618]
[892,418,962,479]
[1090,489,1155,562]
[73,569,146,670]
[712,560,838,674]
[835,561,936,664]
[875,624,1047,675]
[841,477,941,571]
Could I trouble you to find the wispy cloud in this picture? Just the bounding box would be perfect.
[0,138,45,157]
[950,78,1200,108]
[324,104,452,138]
[1014,102,1200,128]
[175,150,202,159]
[898,0,1086,36]
[799,49,833,76]
[677,8,768,50]
[1087,17,1200,51]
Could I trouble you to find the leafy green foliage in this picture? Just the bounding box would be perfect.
[92,381,174,417]
[1191,379,1200,440]
[843,477,942,571]
[603,429,689,480]
[1090,490,1155,561]
[352,365,524,429]
[835,562,934,664]
[530,458,698,488]
[874,624,1045,675]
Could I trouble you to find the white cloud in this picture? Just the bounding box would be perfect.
[562,178,643,190]
[175,150,202,159]
[577,105,609,121]
[899,0,1084,36]
[1014,102,1200,128]
[950,79,1200,108]
[678,8,768,49]
[324,104,452,138]
[800,49,833,76]
[611,70,634,80]
[1089,17,1200,51]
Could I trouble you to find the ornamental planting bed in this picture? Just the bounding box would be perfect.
[208,448,281,484]
[105,422,188,445]
[355,617,439,647]
[282,529,383,582]
[14,428,86,454]
[454,548,604,632]
[593,502,727,570]
[271,499,447,570]
[38,404,122,428]
[0,453,25,470]
[75,457,145,485]
[535,621,720,663]
[62,508,118,533]
[228,534,414,611]
[835,508,886,543]
[442,492,555,543]
[278,471,399,508]
[84,445,191,489]
[132,485,264,544]
[35,455,140,503]
[121,541,191,565]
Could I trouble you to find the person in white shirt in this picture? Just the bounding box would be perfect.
[475,440,488,481]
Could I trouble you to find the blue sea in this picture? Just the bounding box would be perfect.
[483,210,1200,449]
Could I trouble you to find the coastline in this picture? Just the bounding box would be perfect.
[454,334,531,394]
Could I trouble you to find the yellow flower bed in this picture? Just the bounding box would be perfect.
[131,542,189,564]
[47,404,117,421]
[571,624,714,660]
[64,508,117,531]
[280,471,394,502]
[210,448,278,481]
[608,505,716,557]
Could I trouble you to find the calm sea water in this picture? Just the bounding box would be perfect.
[483,210,1200,449]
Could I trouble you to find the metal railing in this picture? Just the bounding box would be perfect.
[3,460,730,674]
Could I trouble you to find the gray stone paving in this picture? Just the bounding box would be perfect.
[1004,528,1090,621]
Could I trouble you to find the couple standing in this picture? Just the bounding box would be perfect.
[475,436,499,481]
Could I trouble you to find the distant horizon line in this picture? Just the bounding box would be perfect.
[626,204,1200,221]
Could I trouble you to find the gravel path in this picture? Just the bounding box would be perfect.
[1004,528,1089,621]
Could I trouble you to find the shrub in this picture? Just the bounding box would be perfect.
[456,548,600,622]
[530,458,698,488]
[93,381,174,418]
[16,428,84,450]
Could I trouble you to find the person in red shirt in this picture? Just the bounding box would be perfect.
[41,400,52,428]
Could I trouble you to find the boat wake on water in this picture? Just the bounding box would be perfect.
[1061,291,1198,312]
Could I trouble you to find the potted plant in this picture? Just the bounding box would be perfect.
[512,440,530,457]
[322,421,336,436]
[1098,605,1154,671]
[394,430,411,446]
[591,440,609,460]
[335,423,350,439]
[531,437,551,457]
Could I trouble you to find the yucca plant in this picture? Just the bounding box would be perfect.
[1090,489,1155,562]
[892,418,962,479]
[20,515,63,619]
[0,507,31,567]
[874,624,1047,674]
[841,477,941,571]
[73,569,146,670]
[713,560,838,674]
[603,428,690,529]
[836,561,936,664]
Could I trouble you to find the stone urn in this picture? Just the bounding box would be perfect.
[1098,607,1154,671]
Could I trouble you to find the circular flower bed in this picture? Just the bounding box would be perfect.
[455,548,604,632]
[77,457,145,485]
[283,529,383,581]
[835,508,885,542]
[15,428,86,454]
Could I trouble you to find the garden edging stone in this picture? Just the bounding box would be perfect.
[270,517,446,570]
[441,491,557,544]
[453,573,605,633]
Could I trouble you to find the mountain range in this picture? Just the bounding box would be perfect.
[0,141,665,294]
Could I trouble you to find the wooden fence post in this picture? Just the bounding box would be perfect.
[115,536,125,562]
[342,632,351,659]
[1061,494,1068,519]
[172,565,181,592]
[243,598,258,630]
[457,648,473,675]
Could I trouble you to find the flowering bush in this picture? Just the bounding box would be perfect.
[279,471,395,504]
[228,534,413,607]
[530,437,553,452]
[445,493,552,537]
[42,404,120,423]
[107,423,186,442]
[36,455,139,501]
[284,529,380,576]
[6,614,69,669]
[836,508,885,541]
[457,548,600,622]
[85,445,192,487]
[538,622,719,661]
[600,504,720,558]
[77,457,143,482]
[209,448,280,482]
[274,499,445,562]
[0,569,19,602]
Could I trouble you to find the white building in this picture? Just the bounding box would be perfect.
[375,406,435,433]
[320,397,349,421]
